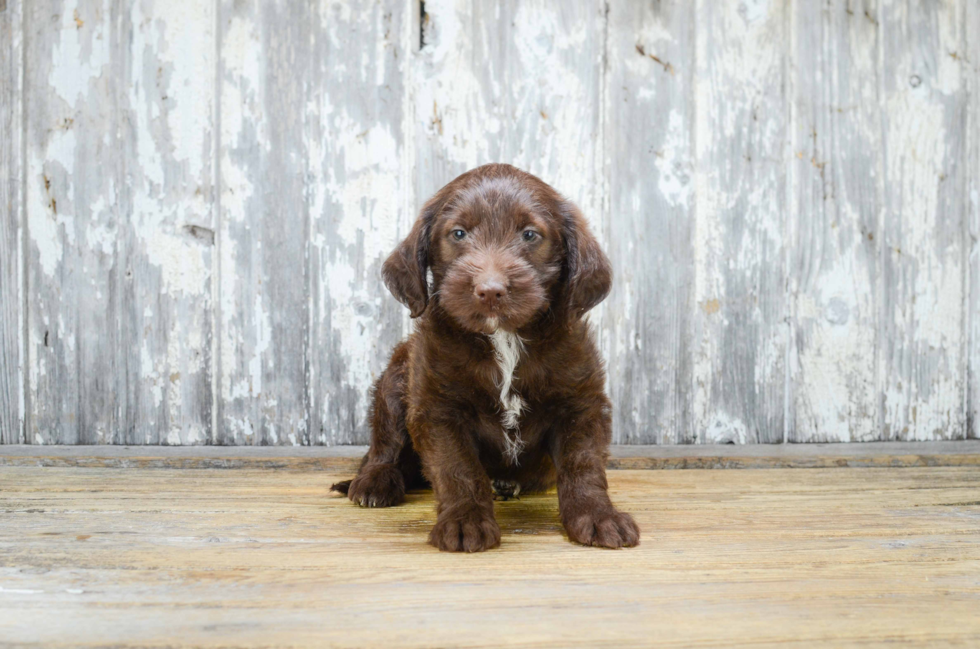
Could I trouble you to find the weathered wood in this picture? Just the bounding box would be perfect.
[877,0,968,441]
[413,0,605,250]
[117,0,215,444]
[217,0,311,444]
[25,0,125,444]
[24,0,91,444]
[308,0,411,445]
[970,0,980,440]
[603,0,695,444]
[692,0,788,443]
[0,0,23,444]
[24,0,214,445]
[414,0,605,208]
[4,0,980,446]
[788,0,881,442]
[2,465,980,647]
[3,441,980,471]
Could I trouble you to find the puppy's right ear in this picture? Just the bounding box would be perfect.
[382,201,438,318]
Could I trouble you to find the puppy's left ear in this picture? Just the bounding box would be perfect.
[382,202,437,318]
[560,202,612,317]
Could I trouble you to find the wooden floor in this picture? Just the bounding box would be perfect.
[2,463,979,647]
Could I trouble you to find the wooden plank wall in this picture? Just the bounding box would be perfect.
[0,0,24,443]
[0,0,977,446]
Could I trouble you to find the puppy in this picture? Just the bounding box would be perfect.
[331,163,639,552]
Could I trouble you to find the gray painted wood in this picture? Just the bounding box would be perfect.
[24,0,214,445]
[217,0,311,445]
[308,0,411,445]
[26,0,120,444]
[118,0,215,445]
[603,0,695,444]
[877,0,968,441]
[970,0,980,440]
[691,0,788,444]
[0,0,24,444]
[413,0,605,244]
[3,0,978,445]
[788,0,881,442]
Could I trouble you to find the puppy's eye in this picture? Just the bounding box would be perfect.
[521,230,539,242]
[451,229,467,241]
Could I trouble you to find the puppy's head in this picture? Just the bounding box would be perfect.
[382,164,611,333]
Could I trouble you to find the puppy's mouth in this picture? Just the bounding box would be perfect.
[446,293,545,334]
[460,303,512,333]
[477,311,504,333]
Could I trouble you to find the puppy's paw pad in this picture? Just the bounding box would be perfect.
[429,508,501,552]
[346,464,405,508]
[565,509,640,549]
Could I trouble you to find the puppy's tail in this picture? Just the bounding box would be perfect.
[329,479,353,495]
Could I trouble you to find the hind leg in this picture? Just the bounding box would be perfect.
[331,342,416,507]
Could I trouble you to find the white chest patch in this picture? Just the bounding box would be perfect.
[488,329,526,464]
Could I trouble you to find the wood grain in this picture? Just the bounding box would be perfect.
[117,0,215,444]
[24,0,214,445]
[692,0,788,444]
[217,0,310,445]
[0,0,23,444]
[413,0,605,248]
[604,0,695,444]
[308,0,411,445]
[968,0,980,440]
[787,0,881,443]
[877,0,968,441]
[3,0,979,445]
[3,441,980,471]
[25,0,112,444]
[1,465,979,647]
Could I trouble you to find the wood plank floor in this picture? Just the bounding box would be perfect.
[1,465,979,647]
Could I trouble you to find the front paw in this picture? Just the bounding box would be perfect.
[563,506,640,549]
[429,505,501,552]
[346,463,405,508]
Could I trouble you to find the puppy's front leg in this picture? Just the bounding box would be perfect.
[417,425,500,552]
[550,410,640,549]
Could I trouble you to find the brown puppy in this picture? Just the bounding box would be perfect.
[331,163,639,552]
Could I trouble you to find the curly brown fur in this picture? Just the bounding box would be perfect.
[331,164,639,552]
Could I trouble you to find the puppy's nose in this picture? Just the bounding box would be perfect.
[474,279,507,308]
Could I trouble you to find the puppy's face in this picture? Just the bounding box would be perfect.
[383,165,611,333]
[431,178,561,333]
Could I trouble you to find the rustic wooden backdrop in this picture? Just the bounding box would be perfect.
[1,0,978,446]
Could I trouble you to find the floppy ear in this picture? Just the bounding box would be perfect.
[382,200,438,318]
[560,202,612,317]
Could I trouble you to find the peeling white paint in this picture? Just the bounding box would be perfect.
[703,411,749,444]
[656,110,693,210]
[48,8,108,108]
[11,0,977,446]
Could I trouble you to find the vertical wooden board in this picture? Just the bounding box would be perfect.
[877,0,968,440]
[414,0,604,241]
[307,0,410,445]
[692,0,788,444]
[969,0,980,439]
[787,0,881,442]
[115,0,215,444]
[26,0,118,444]
[25,0,214,445]
[603,1,695,444]
[218,0,310,445]
[0,0,24,443]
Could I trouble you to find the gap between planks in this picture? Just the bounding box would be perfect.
[1,441,979,471]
